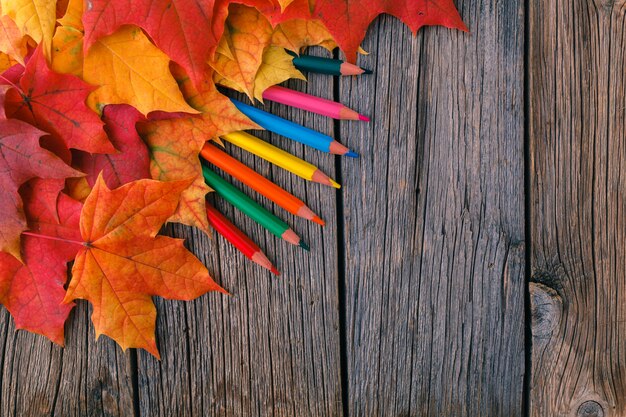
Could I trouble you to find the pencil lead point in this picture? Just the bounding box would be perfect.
[358,114,370,122]
[362,69,373,75]
[270,267,281,276]
[299,240,310,251]
[345,150,359,158]
[312,216,326,226]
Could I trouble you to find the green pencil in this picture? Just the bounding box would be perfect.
[202,165,309,250]
[287,51,371,76]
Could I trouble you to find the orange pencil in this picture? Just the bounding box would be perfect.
[201,143,325,226]
[206,203,279,275]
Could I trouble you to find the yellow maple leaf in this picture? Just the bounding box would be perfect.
[51,25,83,76]
[253,46,305,101]
[57,0,82,31]
[1,0,55,58]
[272,19,338,54]
[83,25,198,116]
[209,5,273,100]
[214,46,305,102]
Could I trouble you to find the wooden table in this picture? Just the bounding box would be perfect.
[1,0,625,415]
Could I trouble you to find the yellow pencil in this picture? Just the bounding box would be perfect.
[221,131,340,189]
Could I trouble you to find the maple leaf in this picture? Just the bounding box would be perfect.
[83,25,198,116]
[0,86,81,260]
[0,9,28,65]
[271,19,337,53]
[56,0,69,18]
[5,46,114,154]
[134,66,258,232]
[74,104,151,189]
[57,0,83,31]
[0,0,56,57]
[269,0,467,62]
[138,117,213,234]
[0,56,23,83]
[65,176,92,202]
[215,45,305,101]
[51,0,84,76]
[277,0,296,11]
[65,176,226,357]
[210,4,275,100]
[0,51,17,72]
[0,179,82,345]
[51,25,83,76]
[175,66,260,135]
[83,0,221,88]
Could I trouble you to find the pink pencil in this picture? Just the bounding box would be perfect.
[262,85,370,122]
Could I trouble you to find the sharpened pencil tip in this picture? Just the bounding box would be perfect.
[362,69,373,75]
[358,114,370,122]
[270,267,281,276]
[299,240,310,251]
[312,216,326,226]
[345,150,359,158]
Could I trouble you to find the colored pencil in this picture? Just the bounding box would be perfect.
[206,202,280,275]
[201,143,325,225]
[287,51,371,76]
[230,98,358,157]
[262,85,370,121]
[221,131,340,189]
[202,165,309,250]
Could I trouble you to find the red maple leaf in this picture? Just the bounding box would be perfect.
[0,179,83,345]
[262,0,467,62]
[83,0,222,89]
[0,86,81,260]
[74,104,151,188]
[5,47,114,154]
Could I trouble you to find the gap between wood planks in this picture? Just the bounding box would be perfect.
[333,47,350,417]
[523,0,532,415]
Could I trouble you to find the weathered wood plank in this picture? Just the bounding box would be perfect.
[0,302,135,417]
[529,0,626,415]
[135,49,344,416]
[339,5,526,415]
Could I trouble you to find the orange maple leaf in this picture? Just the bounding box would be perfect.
[135,66,258,233]
[64,176,226,357]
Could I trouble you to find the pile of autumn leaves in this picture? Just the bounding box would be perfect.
[0,0,465,357]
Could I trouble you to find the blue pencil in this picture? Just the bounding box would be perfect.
[230,98,358,157]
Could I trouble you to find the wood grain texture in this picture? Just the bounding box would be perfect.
[14,0,626,414]
[135,51,344,416]
[338,6,526,416]
[529,0,626,415]
[0,303,134,417]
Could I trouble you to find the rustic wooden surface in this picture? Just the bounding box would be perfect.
[529,0,626,416]
[339,1,526,415]
[1,0,625,415]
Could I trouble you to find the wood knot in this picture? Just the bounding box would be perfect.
[576,400,604,417]
[593,0,626,12]
[530,282,562,338]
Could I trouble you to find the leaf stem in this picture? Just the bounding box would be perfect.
[0,73,20,91]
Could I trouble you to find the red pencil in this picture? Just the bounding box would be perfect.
[206,203,279,275]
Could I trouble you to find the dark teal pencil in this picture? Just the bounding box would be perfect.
[287,51,371,76]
